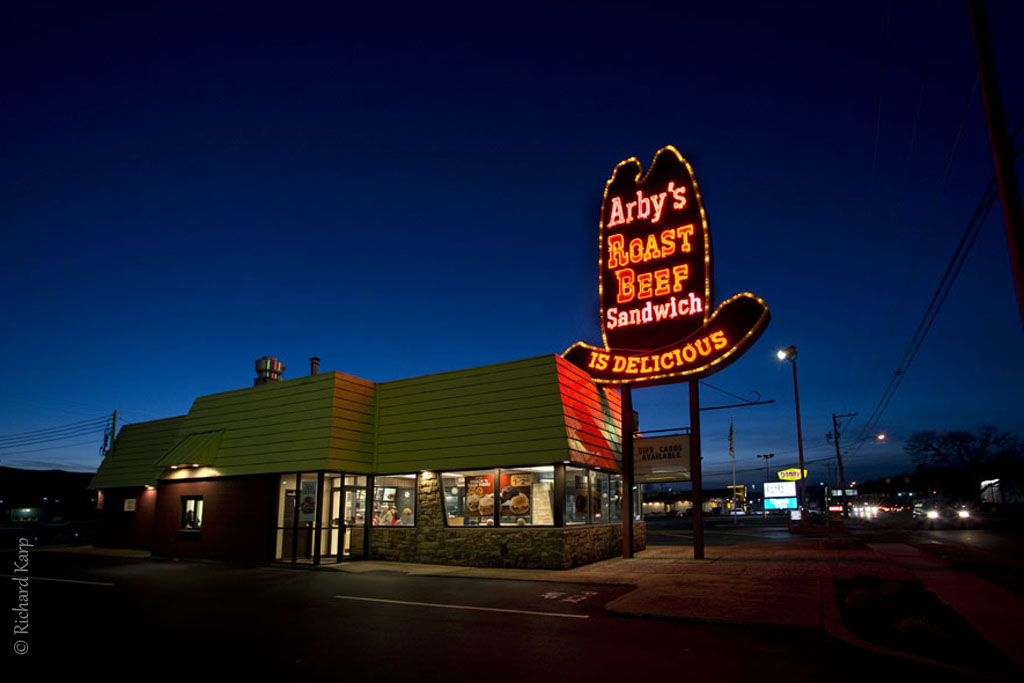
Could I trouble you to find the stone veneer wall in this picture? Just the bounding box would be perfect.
[368,471,646,570]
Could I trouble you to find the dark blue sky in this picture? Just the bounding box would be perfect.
[2,1,1023,489]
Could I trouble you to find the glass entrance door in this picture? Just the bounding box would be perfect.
[325,480,342,560]
[278,472,365,564]
[341,476,367,559]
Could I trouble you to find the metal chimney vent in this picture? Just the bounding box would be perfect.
[254,357,286,385]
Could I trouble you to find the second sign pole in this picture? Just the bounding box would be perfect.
[689,379,704,560]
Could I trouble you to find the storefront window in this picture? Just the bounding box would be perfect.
[609,474,623,523]
[565,466,589,525]
[373,475,416,526]
[592,472,610,523]
[442,470,496,526]
[498,466,554,526]
[345,475,368,487]
[443,466,621,527]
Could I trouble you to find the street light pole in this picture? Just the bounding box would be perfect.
[777,346,806,522]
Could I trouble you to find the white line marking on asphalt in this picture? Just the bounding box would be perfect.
[334,595,590,619]
[1,574,114,587]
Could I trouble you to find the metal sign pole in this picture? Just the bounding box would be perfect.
[621,384,635,559]
[689,380,704,560]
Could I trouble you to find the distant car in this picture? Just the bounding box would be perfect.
[18,522,82,546]
[914,502,974,529]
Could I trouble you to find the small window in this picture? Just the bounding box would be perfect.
[181,496,203,531]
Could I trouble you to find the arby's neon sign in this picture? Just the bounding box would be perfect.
[563,145,770,385]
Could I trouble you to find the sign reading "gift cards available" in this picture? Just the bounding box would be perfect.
[563,146,770,386]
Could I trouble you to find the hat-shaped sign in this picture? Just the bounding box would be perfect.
[563,146,770,385]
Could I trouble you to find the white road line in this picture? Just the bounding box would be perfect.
[1,574,114,587]
[334,595,590,619]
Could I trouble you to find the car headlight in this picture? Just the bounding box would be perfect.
[927,510,940,519]
[957,510,970,519]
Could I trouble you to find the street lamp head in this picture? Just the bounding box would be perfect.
[777,345,797,361]
[876,433,886,441]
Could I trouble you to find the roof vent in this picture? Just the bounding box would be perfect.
[309,356,320,375]
[254,357,286,385]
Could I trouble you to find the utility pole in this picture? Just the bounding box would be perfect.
[969,0,1024,332]
[756,453,774,518]
[828,412,857,518]
[101,409,118,456]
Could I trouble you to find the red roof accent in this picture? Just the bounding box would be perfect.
[555,355,622,471]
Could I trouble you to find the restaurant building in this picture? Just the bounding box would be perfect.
[89,354,644,569]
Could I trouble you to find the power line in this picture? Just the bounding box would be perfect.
[0,425,109,448]
[0,416,108,440]
[0,438,107,457]
[699,381,755,404]
[867,0,893,194]
[851,128,1023,455]
[873,76,980,359]
[0,415,111,449]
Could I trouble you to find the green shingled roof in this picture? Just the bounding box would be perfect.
[154,430,223,468]
[90,371,375,488]
[175,370,375,477]
[376,355,573,472]
[88,416,187,489]
[91,356,621,489]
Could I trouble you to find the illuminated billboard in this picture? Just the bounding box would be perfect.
[764,481,796,498]
[563,146,769,385]
[765,497,797,510]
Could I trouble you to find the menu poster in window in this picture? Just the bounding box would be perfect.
[298,480,317,523]
[499,473,532,516]
[465,475,494,517]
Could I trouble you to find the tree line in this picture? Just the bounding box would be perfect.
[904,425,1023,500]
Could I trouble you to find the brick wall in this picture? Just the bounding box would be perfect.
[152,475,278,562]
